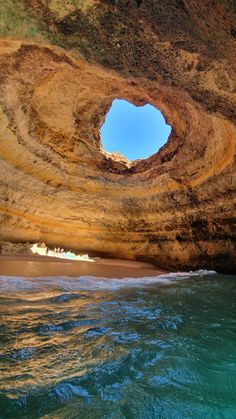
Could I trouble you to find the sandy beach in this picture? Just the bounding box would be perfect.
[0,254,168,278]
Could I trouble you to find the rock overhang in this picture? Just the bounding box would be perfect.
[0,0,235,273]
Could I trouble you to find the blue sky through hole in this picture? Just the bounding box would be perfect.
[101,99,171,160]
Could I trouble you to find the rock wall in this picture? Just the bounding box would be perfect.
[0,1,235,272]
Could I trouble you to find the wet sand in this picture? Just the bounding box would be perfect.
[0,255,168,278]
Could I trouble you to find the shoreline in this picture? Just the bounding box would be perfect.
[0,254,169,278]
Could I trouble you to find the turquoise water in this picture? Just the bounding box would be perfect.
[0,271,235,418]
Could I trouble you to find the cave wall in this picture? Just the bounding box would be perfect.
[0,1,235,272]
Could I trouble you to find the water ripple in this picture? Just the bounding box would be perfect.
[0,272,235,418]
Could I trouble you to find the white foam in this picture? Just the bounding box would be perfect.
[0,270,217,293]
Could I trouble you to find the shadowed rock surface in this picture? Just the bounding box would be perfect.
[0,0,235,272]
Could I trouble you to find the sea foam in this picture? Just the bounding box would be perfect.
[0,270,217,293]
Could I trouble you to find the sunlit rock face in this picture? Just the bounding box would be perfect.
[0,1,235,273]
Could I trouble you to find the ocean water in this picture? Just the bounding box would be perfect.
[0,271,235,419]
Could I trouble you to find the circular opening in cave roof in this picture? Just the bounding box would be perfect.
[101,99,171,161]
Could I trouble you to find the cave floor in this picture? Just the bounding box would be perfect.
[0,255,169,278]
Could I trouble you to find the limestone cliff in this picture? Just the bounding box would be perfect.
[0,0,235,272]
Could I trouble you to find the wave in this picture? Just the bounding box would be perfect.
[0,270,217,293]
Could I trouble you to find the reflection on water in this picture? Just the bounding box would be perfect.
[0,272,236,418]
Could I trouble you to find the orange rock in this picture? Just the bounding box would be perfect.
[0,0,235,273]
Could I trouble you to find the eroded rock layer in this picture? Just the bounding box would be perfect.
[0,1,235,272]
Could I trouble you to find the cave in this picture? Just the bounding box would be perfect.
[0,0,235,273]
[1,3,236,417]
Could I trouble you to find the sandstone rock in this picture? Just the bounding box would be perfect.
[0,1,235,272]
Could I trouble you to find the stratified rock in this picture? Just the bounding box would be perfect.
[0,1,235,272]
